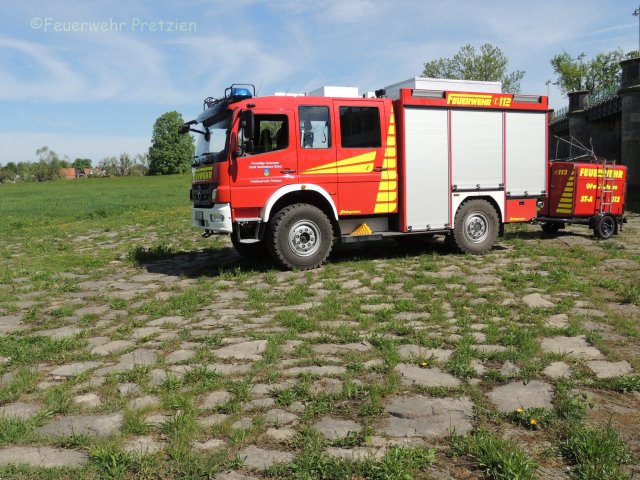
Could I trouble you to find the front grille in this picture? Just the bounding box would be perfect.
[191,183,217,207]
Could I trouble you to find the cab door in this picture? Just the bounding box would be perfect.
[229,110,297,217]
[331,99,386,215]
[296,103,337,205]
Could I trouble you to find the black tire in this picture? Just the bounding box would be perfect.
[593,214,615,240]
[541,222,562,233]
[267,203,333,270]
[451,199,500,254]
[230,234,268,260]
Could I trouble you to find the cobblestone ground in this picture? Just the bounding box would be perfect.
[1,212,639,479]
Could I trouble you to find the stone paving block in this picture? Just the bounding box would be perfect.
[487,380,554,412]
[38,413,123,437]
[522,293,555,308]
[237,445,294,470]
[265,409,299,426]
[397,345,453,361]
[199,390,231,409]
[395,364,460,387]
[213,340,268,361]
[0,401,39,420]
[542,362,572,379]
[73,393,102,408]
[198,414,228,427]
[123,436,164,456]
[282,365,346,377]
[166,349,196,364]
[91,340,134,356]
[313,416,362,440]
[540,336,603,360]
[586,360,633,379]
[115,349,157,371]
[0,446,88,467]
[381,395,473,438]
[49,361,102,378]
[194,438,226,450]
[312,341,372,354]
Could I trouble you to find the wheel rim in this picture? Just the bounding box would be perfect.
[464,212,490,244]
[288,220,321,257]
[601,217,614,237]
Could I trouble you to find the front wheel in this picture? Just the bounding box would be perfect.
[267,203,334,270]
[451,199,500,254]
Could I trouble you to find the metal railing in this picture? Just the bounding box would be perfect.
[551,84,619,124]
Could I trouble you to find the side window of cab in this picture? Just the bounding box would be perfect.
[299,106,330,149]
[240,114,289,155]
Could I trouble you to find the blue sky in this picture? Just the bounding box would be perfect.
[0,0,638,164]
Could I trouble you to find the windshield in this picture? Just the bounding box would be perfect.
[193,113,231,165]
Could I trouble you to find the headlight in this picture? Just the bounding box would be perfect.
[211,213,225,223]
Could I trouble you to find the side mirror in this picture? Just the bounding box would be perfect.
[179,119,196,135]
[240,110,254,140]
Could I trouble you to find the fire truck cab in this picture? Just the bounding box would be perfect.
[184,80,548,270]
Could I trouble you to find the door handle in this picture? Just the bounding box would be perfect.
[280,169,296,174]
[373,167,387,172]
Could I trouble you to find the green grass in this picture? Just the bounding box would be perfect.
[2,173,640,479]
[451,430,538,480]
[561,423,631,480]
[0,174,191,236]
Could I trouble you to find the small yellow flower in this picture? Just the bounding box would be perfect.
[530,418,538,426]
[420,361,428,368]
[516,408,524,413]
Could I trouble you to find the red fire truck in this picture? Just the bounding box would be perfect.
[182,80,549,270]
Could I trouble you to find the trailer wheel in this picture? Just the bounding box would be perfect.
[267,203,333,270]
[452,199,499,254]
[593,214,615,240]
[230,234,268,260]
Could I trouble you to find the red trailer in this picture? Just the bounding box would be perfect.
[537,159,627,239]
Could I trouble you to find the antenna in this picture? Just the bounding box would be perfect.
[256,78,264,97]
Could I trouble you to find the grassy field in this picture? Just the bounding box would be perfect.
[0,175,639,479]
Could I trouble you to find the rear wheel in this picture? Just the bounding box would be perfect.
[593,214,615,240]
[230,234,268,260]
[267,203,334,270]
[451,199,499,254]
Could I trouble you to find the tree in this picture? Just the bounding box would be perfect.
[550,49,635,96]
[148,111,195,175]
[72,158,92,170]
[422,43,525,93]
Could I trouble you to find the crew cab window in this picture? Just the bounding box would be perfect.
[242,114,289,155]
[299,106,330,149]
[339,106,381,148]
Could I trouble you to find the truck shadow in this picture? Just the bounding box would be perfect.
[134,238,465,278]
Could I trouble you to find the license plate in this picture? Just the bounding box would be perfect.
[195,211,203,220]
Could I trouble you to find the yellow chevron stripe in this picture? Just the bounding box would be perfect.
[300,151,376,175]
[379,181,397,191]
[385,147,396,157]
[374,203,397,213]
[376,191,397,202]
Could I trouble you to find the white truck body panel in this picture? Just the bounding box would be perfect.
[505,112,547,197]
[404,107,450,231]
[385,77,502,100]
[401,103,546,231]
[307,86,359,98]
[451,110,504,190]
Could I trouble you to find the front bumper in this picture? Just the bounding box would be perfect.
[192,203,232,233]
